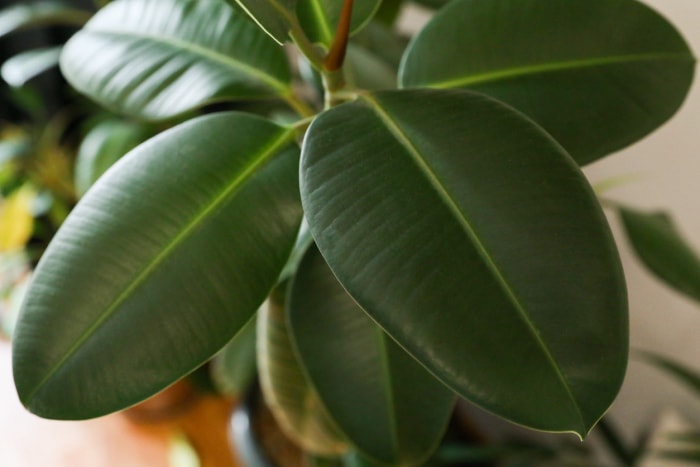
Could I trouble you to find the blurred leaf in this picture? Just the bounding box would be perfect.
[1,47,62,87]
[654,449,700,463]
[12,112,302,419]
[0,185,36,252]
[0,133,31,167]
[0,1,90,37]
[290,245,454,464]
[373,0,403,26]
[400,0,696,165]
[60,0,292,120]
[210,315,257,397]
[300,89,627,437]
[637,351,700,396]
[619,207,700,304]
[344,44,396,90]
[297,0,382,46]
[74,119,151,196]
[258,286,348,456]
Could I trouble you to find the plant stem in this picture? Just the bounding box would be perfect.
[283,92,316,118]
[324,0,354,71]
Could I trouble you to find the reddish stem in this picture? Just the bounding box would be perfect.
[324,0,354,71]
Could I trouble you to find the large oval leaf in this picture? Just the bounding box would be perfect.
[258,285,348,456]
[619,207,700,304]
[300,89,627,437]
[12,112,302,419]
[60,0,291,120]
[400,0,696,165]
[297,0,382,46]
[289,245,455,464]
[234,0,297,45]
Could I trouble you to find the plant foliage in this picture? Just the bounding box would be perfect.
[6,0,697,462]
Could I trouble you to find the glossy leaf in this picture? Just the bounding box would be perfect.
[289,245,455,464]
[258,285,348,456]
[400,0,696,165]
[234,0,296,45]
[12,112,302,419]
[297,0,382,46]
[74,119,151,196]
[619,208,700,304]
[0,1,90,37]
[1,47,62,87]
[300,89,627,437]
[60,0,292,120]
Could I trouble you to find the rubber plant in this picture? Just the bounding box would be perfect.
[8,0,696,465]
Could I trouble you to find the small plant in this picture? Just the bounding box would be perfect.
[6,0,697,464]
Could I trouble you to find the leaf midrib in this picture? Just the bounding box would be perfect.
[410,52,693,89]
[84,28,289,93]
[24,127,295,404]
[361,93,586,430]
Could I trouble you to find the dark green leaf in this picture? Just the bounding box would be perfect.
[234,0,296,44]
[400,0,696,165]
[1,47,62,87]
[258,285,348,456]
[60,0,292,120]
[619,207,700,304]
[290,245,455,464]
[12,112,302,419]
[0,1,90,37]
[74,119,152,196]
[300,89,627,437]
[297,0,382,46]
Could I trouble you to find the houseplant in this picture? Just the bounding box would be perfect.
[7,0,697,464]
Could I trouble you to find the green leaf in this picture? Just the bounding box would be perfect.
[300,89,627,437]
[619,207,700,304]
[1,47,62,87]
[297,0,382,46]
[400,0,696,165]
[74,119,152,196]
[209,314,257,397]
[234,0,296,45]
[12,112,302,419]
[0,1,90,37]
[344,45,397,91]
[60,0,292,121]
[289,245,455,465]
[258,284,348,456]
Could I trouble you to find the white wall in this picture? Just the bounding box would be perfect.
[584,0,700,439]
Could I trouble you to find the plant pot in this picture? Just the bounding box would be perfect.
[229,385,304,467]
